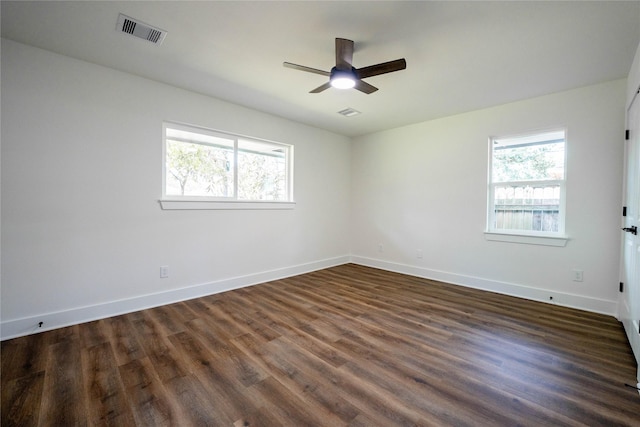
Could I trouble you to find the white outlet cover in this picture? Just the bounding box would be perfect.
[160,266,169,278]
[572,269,583,282]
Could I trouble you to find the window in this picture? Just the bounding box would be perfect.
[162,122,293,209]
[487,129,566,240]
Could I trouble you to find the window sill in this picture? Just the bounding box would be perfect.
[484,231,568,247]
[159,200,296,210]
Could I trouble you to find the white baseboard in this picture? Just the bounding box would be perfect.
[350,256,618,317]
[0,256,351,341]
[2,255,620,341]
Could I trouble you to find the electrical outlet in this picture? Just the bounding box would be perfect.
[572,269,583,282]
[160,266,169,278]
[378,243,384,252]
[417,249,423,259]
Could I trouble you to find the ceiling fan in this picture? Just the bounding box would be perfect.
[283,38,406,94]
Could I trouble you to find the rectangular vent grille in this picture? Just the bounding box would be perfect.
[337,108,361,117]
[117,14,166,45]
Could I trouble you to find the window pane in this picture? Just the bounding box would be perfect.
[237,139,287,201]
[163,123,292,202]
[492,132,565,182]
[489,129,565,235]
[165,130,234,197]
[493,184,560,232]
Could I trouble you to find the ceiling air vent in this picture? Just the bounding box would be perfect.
[337,108,361,117]
[116,14,166,45]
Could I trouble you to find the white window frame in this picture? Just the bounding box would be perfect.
[160,122,294,210]
[485,128,568,247]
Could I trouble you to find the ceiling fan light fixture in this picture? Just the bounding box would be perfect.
[331,76,356,89]
[330,68,356,89]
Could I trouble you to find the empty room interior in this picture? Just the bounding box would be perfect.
[3,1,640,425]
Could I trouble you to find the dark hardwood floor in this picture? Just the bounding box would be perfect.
[2,263,640,426]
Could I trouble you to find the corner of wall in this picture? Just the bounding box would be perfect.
[627,40,640,108]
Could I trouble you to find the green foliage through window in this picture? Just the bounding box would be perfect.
[492,142,564,182]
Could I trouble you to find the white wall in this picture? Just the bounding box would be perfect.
[0,39,351,339]
[351,79,627,315]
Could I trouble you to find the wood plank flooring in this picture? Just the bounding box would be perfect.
[2,263,640,426]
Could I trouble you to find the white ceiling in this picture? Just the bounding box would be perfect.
[2,1,639,137]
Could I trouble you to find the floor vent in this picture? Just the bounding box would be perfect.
[116,14,166,45]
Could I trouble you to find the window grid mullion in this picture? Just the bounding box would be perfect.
[233,138,239,200]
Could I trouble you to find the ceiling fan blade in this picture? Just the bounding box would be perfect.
[310,81,332,93]
[283,62,330,77]
[355,59,407,79]
[354,79,378,94]
[335,38,354,71]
